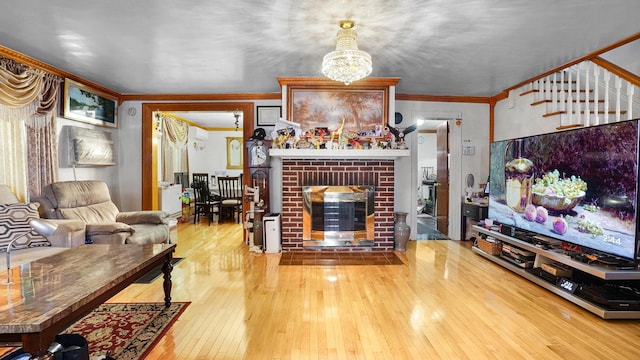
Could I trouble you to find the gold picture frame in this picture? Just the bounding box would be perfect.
[286,82,389,135]
[226,137,243,169]
[63,79,118,128]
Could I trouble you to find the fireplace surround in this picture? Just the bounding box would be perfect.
[277,157,399,251]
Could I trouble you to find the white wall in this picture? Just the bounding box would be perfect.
[187,128,243,180]
[493,90,560,141]
[395,100,490,240]
[116,102,144,211]
[56,116,123,208]
[114,99,280,211]
[72,98,490,227]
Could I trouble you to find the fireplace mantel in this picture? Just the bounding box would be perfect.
[269,148,409,159]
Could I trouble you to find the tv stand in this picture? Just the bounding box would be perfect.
[472,225,640,319]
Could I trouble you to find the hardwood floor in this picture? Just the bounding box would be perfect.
[108,221,640,359]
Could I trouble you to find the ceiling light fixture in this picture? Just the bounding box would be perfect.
[233,109,241,131]
[322,20,372,85]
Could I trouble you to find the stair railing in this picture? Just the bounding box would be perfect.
[522,58,639,129]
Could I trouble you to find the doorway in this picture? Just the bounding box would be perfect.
[141,102,254,211]
[416,119,450,240]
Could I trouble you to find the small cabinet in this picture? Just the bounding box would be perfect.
[463,203,488,220]
[461,203,488,240]
[159,184,182,217]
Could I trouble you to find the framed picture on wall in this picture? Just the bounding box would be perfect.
[257,106,281,126]
[63,79,118,128]
[286,84,388,136]
[226,137,243,169]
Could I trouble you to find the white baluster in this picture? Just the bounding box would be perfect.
[627,82,635,120]
[603,70,610,124]
[615,76,622,122]
[547,75,553,113]
[567,69,574,125]
[576,63,582,125]
[584,62,590,127]
[593,64,600,125]
[551,73,558,113]
[559,71,566,113]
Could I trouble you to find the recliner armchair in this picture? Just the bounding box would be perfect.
[0,184,86,268]
[36,180,170,245]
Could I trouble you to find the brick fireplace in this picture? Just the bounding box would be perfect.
[279,158,396,251]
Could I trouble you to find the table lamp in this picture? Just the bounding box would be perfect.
[4,219,59,284]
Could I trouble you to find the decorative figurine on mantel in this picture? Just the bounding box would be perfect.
[386,122,417,149]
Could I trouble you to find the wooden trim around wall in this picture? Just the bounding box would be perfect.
[141,102,254,211]
[122,93,281,101]
[277,77,401,87]
[395,94,490,103]
[0,46,121,101]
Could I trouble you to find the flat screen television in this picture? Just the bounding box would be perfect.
[488,119,639,260]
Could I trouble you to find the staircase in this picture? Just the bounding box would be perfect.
[518,58,640,129]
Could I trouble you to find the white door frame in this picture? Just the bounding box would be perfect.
[409,112,462,240]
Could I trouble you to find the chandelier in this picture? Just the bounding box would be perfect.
[322,20,372,85]
[233,109,241,131]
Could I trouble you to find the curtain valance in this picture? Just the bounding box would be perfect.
[0,56,63,127]
[162,114,189,145]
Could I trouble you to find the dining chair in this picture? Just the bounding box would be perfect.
[192,173,209,189]
[192,180,220,225]
[217,175,243,223]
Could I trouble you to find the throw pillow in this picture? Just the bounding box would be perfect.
[0,203,50,252]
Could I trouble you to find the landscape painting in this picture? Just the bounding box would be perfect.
[288,87,387,136]
[64,79,118,128]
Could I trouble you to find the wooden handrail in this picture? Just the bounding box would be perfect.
[502,32,640,95]
[591,56,640,87]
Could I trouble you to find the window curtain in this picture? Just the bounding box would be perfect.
[0,56,62,200]
[0,120,28,201]
[161,114,189,182]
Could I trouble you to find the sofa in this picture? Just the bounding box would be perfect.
[0,185,86,268]
[36,180,171,245]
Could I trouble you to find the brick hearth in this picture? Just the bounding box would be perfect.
[280,159,395,251]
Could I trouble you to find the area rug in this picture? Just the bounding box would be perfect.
[0,302,189,360]
[279,251,405,265]
[134,258,184,283]
[416,216,450,240]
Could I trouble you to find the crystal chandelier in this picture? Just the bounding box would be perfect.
[322,20,372,85]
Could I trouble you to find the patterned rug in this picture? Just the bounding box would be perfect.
[0,302,189,360]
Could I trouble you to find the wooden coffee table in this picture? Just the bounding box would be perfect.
[0,243,176,356]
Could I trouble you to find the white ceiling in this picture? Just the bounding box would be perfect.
[2,0,639,100]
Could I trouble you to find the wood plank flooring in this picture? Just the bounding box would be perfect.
[107,221,640,359]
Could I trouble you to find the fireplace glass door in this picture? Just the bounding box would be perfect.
[303,186,374,247]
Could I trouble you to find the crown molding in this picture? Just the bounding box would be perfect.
[0,46,121,100]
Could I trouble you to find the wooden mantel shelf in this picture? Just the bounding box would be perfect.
[269,148,410,159]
